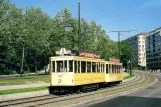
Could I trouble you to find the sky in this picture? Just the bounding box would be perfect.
[10,0,161,41]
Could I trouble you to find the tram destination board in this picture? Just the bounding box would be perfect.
[79,51,100,58]
[110,58,120,62]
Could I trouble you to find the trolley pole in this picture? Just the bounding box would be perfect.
[118,32,120,59]
[78,2,81,54]
[110,30,137,59]
[130,58,132,75]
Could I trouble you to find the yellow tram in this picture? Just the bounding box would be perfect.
[49,50,123,93]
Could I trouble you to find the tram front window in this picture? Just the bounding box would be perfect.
[69,60,73,72]
[57,61,67,72]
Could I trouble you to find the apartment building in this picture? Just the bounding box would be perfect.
[146,27,161,69]
[125,33,147,67]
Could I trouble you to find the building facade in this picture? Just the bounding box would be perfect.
[146,27,161,70]
[125,33,147,67]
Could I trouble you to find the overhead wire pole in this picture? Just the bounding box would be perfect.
[78,2,81,55]
[110,30,137,75]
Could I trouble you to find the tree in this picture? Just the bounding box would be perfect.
[120,41,134,69]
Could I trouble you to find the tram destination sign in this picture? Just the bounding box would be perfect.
[79,51,100,58]
[110,58,120,63]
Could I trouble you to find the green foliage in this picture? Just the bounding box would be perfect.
[123,73,134,80]
[0,75,49,85]
[120,41,134,67]
[0,2,131,75]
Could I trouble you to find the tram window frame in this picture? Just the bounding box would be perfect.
[56,61,63,72]
[106,64,108,74]
[97,63,100,73]
[116,65,118,73]
[69,60,73,72]
[81,61,86,73]
[52,61,55,73]
[87,62,91,73]
[64,60,67,72]
[92,62,96,73]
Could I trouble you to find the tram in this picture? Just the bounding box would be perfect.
[49,49,123,93]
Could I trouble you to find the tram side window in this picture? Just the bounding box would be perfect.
[116,65,118,73]
[57,61,63,72]
[87,62,91,73]
[112,65,114,73]
[118,65,119,73]
[64,61,67,72]
[78,61,80,73]
[102,64,104,73]
[74,61,77,73]
[57,61,67,72]
[69,60,73,72]
[109,64,111,73]
[81,61,86,73]
[97,63,100,73]
[115,65,117,73]
[92,62,96,73]
[120,66,122,73]
[52,61,55,72]
[106,64,108,73]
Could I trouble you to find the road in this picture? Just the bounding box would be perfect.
[75,73,161,107]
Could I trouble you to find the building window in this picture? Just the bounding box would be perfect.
[142,45,144,48]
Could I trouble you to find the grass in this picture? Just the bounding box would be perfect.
[0,86,48,95]
[0,73,135,95]
[124,73,134,80]
[0,75,50,86]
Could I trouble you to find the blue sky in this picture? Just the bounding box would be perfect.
[10,0,161,41]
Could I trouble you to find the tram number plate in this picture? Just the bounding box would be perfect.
[58,79,62,83]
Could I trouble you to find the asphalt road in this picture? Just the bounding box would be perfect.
[71,73,161,107]
[88,73,161,107]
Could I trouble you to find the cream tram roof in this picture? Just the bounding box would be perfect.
[50,56,122,65]
[50,56,105,62]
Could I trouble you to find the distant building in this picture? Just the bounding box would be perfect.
[146,27,161,70]
[125,33,147,67]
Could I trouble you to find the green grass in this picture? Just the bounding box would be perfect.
[123,73,134,80]
[0,86,48,95]
[0,75,50,86]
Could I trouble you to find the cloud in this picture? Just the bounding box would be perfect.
[143,0,161,8]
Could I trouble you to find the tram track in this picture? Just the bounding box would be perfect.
[0,72,157,107]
